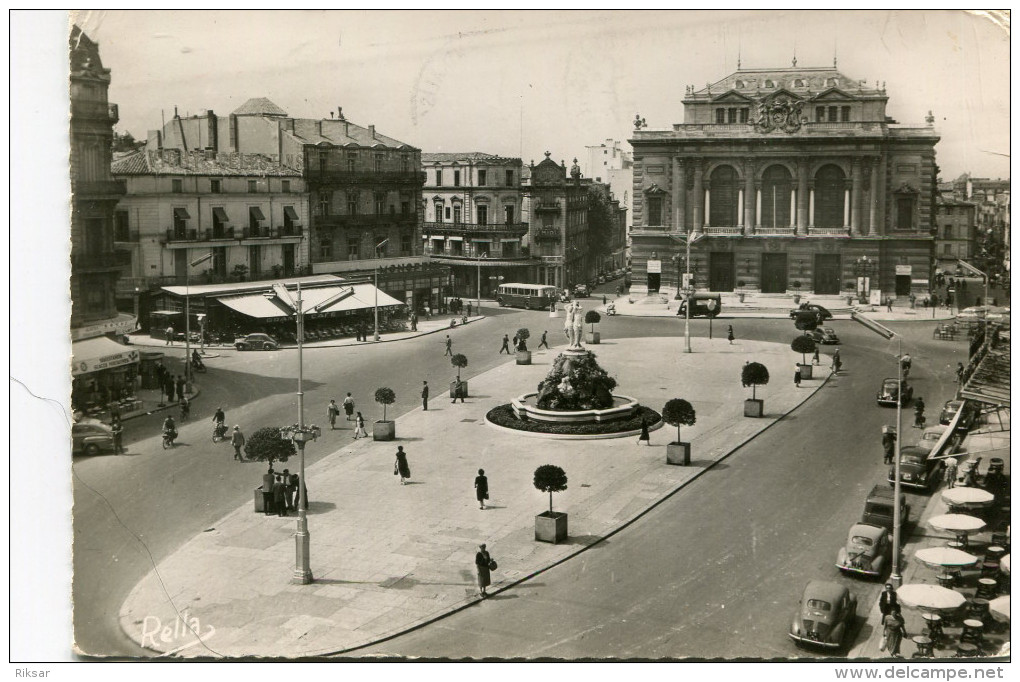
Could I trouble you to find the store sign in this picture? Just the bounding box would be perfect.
[647,259,662,274]
[70,314,137,341]
[73,348,140,376]
[895,265,912,276]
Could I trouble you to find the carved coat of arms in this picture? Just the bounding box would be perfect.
[752,95,804,134]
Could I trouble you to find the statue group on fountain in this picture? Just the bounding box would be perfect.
[563,300,585,351]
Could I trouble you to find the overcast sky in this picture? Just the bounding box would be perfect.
[69,10,1010,180]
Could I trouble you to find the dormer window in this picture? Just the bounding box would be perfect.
[765,80,775,88]
[735,80,745,89]
[794,79,805,87]
[828,78,839,87]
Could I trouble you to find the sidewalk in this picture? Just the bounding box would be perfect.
[120,335,831,658]
[600,293,957,322]
[850,414,1011,660]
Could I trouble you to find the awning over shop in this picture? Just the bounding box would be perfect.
[447,236,463,241]
[310,283,403,313]
[212,207,230,222]
[174,207,191,220]
[72,336,141,377]
[249,206,266,221]
[217,295,293,319]
[216,283,403,319]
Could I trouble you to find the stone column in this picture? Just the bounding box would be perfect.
[809,186,816,227]
[871,155,883,236]
[692,161,704,233]
[851,158,863,235]
[704,187,711,227]
[797,160,810,232]
[873,154,881,236]
[790,189,797,228]
[844,189,851,227]
[737,189,744,227]
[673,157,686,232]
[755,186,762,229]
[743,159,756,234]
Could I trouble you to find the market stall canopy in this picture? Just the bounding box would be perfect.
[914,547,979,569]
[897,583,967,611]
[72,336,140,376]
[941,487,996,508]
[162,274,342,298]
[217,283,402,319]
[929,513,987,533]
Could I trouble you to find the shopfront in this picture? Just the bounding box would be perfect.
[71,335,141,417]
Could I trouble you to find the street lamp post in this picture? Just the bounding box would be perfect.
[681,233,703,353]
[476,253,487,311]
[184,252,213,386]
[373,239,389,342]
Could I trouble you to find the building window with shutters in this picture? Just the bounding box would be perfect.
[281,180,290,193]
[478,170,486,186]
[115,210,130,241]
[739,108,749,123]
[841,106,851,122]
[401,234,412,256]
[319,236,332,260]
[172,178,183,193]
[505,205,515,224]
[347,237,360,260]
[646,196,663,226]
[828,106,838,123]
[319,192,330,216]
[816,107,826,122]
[715,108,725,124]
[210,179,222,194]
[727,108,737,123]
[454,170,461,186]
[347,196,358,216]
[319,152,328,174]
[375,155,383,172]
[505,169,514,186]
[477,205,488,226]
[436,169,443,186]
[248,180,258,193]
[375,195,385,215]
[896,197,915,230]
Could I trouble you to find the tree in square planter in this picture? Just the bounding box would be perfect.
[790,334,817,380]
[450,353,468,398]
[373,387,396,440]
[792,281,802,304]
[515,328,532,365]
[244,426,295,512]
[741,362,770,418]
[662,398,696,466]
[585,310,601,344]
[533,464,568,543]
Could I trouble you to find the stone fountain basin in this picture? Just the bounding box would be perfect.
[510,393,639,424]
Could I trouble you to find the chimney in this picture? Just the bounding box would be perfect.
[316,120,323,136]
[229,114,238,152]
[174,105,179,119]
[147,129,163,150]
[206,109,218,152]
[344,122,349,136]
[369,125,376,139]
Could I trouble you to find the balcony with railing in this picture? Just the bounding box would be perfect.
[163,225,304,245]
[703,226,744,236]
[315,213,418,228]
[753,227,796,236]
[305,169,426,185]
[807,227,851,237]
[533,200,562,213]
[422,221,528,237]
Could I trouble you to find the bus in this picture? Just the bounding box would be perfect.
[495,283,559,310]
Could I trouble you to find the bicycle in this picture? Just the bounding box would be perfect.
[213,422,228,443]
[162,430,177,449]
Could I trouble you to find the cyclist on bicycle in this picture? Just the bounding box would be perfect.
[900,353,912,377]
[180,397,190,421]
[162,415,178,444]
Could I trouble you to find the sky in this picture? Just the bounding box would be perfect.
[65,9,1010,181]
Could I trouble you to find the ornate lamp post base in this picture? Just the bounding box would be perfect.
[292,516,313,585]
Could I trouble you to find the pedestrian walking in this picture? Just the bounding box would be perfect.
[165,374,177,404]
[291,471,307,510]
[343,392,355,421]
[262,468,275,515]
[475,543,493,598]
[231,425,245,461]
[466,302,472,317]
[166,325,174,345]
[914,397,926,428]
[176,375,186,402]
[878,583,899,618]
[944,457,958,489]
[909,292,916,309]
[474,468,489,510]
[421,381,429,411]
[512,331,520,350]
[832,349,842,374]
[273,475,287,517]
[813,347,820,365]
[881,605,907,657]
[794,366,802,388]
[956,362,965,384]
[602,294,607,305]
[281,469,294,510]
[424,304,431,320]
[538,330,549,349]
[354,412,368,439]
[327,399,340,430]
[111,415,124,455]
[451,376,465,403]
[882,430,896,465]
[394,446,411,485]
[445,335,453,356]
[637,416,650,445]
[179,397,190,421]
[727,325,735,345]
[499,334,511,354]
[886,297,893,313]
[410,312,418,332]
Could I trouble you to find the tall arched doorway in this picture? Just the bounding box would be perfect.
[760,165,793,228]
[708,165,739,227]
[815,165,846,228]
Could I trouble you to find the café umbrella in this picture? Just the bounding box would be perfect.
[1002,554,1010,576]
[915,547,979,569]
[928,513,986,534]
[988,595,1010,624]
[897,584,967,611]
[941,487,995,508]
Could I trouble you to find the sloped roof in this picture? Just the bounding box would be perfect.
[111,149,300,177]
[421,152,521,164]
[691,66,883,99]
[232,97,288,117]
[285,118,417,151]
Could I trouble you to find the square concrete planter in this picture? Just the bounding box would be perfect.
[744,398,764,418]
[449,380,468,398]
[798,363,814,380]
[586,331,601,344]
[516,350,532,365]
[535,511,568,543]
[373,420,395,441]
[666,442,691,466]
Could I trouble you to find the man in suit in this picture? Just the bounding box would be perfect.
[262,468,276,515]
[421,381,429,411]
[878,583,898,618]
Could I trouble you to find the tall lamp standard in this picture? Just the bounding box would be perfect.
[475,252,487,311]
[184,252,213,385]
[851,311,905,587]
[373,238,390,342]
[671,233,704,353]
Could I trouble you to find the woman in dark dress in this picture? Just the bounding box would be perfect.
[727,325,735,345]
[474,469,489,510]
[475,543,492,597]
[395,446,411,485]
[637,417,650,445]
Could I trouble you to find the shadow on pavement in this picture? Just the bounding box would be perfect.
[562,534,608,548]
[306,501,337,514]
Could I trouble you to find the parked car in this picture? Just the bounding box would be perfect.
[72,418,116,457]
[573,284,590,297]
[789,303,833,322]
[234,333,280,351]
[876,377,912,406]
[675,293,723,318]
[957,306,989,322]
[788,580,857,649]
[939,399,978,430]
[861,484,909,533]
[836,523,890,579]
[808,326,840,345]
[915,425,951,455]
[888,445,944,491]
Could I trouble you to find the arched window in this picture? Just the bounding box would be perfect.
[794,79,805,87]
[709,165,739,226]
[815,164,846,228]
[761,165,793,227]
[765,79,775,88]
[735,80,745,89]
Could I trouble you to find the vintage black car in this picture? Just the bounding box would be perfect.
[234,333,280,351]
[939,399,978,431]
[888,445,944,491]
[789,580,857,649]
[877,377,913,406]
